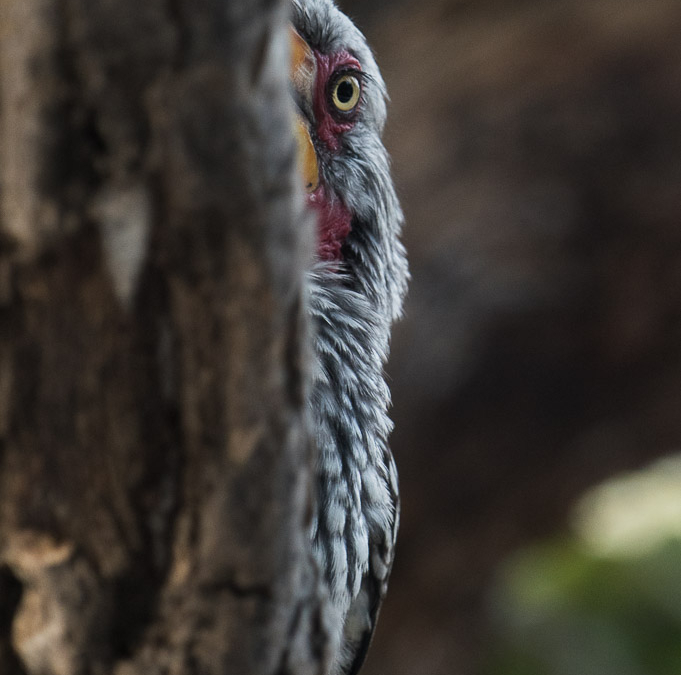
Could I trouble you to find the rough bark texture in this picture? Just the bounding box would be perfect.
[0,1,327,674]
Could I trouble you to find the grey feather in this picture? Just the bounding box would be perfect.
[292,1,408,673]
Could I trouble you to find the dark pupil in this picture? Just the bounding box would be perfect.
[337,80,355,104]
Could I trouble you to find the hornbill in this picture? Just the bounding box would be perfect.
[290,2,408,673]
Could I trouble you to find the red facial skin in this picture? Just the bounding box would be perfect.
[308,186,353,262]
[309,49,361,263]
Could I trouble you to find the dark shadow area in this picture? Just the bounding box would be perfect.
[0,566,27,675]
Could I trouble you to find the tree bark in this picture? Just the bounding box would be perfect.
[0,0,327,673]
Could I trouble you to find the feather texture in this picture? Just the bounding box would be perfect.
[292,2,408,672]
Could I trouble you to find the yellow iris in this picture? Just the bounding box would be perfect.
[331,74,361,112]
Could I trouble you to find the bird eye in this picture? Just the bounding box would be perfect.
[331,73,361,113]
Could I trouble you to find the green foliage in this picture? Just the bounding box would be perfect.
[487,538,681,675]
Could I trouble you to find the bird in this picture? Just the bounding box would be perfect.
[289,2,408,673]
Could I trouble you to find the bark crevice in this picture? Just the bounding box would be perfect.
[0,0,325,673]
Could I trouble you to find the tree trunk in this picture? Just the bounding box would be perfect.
[0,0,327,673]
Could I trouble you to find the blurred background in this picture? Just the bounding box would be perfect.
[334,0,681,673]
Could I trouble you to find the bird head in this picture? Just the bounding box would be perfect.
[290,0,407,322]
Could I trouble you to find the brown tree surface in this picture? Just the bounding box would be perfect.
[0,1,327,674]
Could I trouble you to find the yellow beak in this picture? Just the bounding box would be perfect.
[290,28,319,193]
